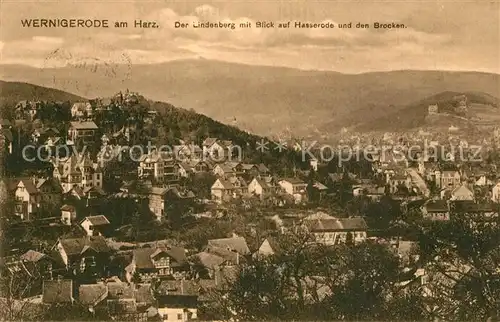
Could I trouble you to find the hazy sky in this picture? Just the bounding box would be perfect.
[0,0,499,73]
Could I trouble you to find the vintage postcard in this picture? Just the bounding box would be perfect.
[0,0,499,321]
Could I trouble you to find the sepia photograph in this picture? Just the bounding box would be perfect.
[0,0,499,320]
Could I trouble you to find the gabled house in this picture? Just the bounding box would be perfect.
[138,152,166,180]
[188,252,228,279]
[253,237,281,259]
[175,162,193,178]
[20,249,57,281]
[68,121,98,145]
[172,144,203,161]
[52,153,103,193]
[422,200,450,221]
[54,236,111,278]
[137,152,178,183]
[80,215,110,236]
[202,138,233,161]
[278,178,308,203]
[307,181,329,202]
[191,160,211,173]
[205,236,251,257]
[450,184,474,201]
[8,177,41,220]
[79,282,155,320]
[155,280,199,322]
[247,176,278,197]
[257,163,270,176]
[211,177,247,203]
[303,213,368,245]
[124,246,188,282]
[35,177,63,214]
[212,163,236,178]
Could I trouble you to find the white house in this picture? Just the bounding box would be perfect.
[450,184,474,201]
[61,204,77,225]
[303,213,368,245]
[80,215,110,236]
[202,138,233,161]
[52,153,103,193]
[253,237,280,259]
[248,177,277,197]
[278,178,308,203]
[492,182,500,203]
[8,178,41,220]
[68,121,98,145]
[156,280,198,322]
[211,177,247,203]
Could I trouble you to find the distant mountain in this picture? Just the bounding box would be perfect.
[1,60,499,137]
[356,91,500,132]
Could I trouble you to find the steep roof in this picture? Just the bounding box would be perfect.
[9,178,39,194]
[134,284,155,305]
[189,252,226,270]
[311,181,329,190]
[207,237,250,255]
[280,177,307,185]
[78,283,108,306]
[20,250,47,262]
[257,163,270,173]
[131,246,187,269]
[58,236,110,256]
[308,217,368,232]
[202,137,218,147]
[83,215,110,226]
[424,200,449,212]
[156,280,200,296]
[452,184,474,196]
[43,280,73,304]
[70,121,98,130]
[107,282,135,300]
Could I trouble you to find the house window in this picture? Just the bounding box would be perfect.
[88,225,93,230]
[163,314,168,320]
[177,313,183,320]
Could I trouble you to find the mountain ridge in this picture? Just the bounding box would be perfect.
[1,59,499,137]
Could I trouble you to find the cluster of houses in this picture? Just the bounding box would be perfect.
[3,92,500,320]
[2,207,371,321]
